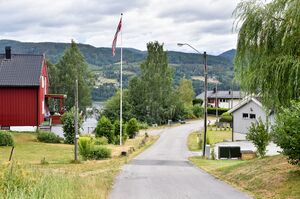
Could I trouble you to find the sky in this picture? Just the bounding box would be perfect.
[0,0,240,55]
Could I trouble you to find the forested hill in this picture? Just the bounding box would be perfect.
[0,40,238,101]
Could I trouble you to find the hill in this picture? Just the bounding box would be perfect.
[218,49,236,62]
[0,40,238,101]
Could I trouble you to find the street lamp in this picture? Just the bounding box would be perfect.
[177,43,208,158]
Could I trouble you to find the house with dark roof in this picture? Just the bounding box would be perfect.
[0,47,49,128]
[196,89,243,109]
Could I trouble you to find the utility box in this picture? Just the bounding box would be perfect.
[218,146,241,159]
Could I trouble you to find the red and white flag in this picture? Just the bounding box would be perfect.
[112,16,122,56]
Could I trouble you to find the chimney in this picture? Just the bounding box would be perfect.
[5,46,11,59]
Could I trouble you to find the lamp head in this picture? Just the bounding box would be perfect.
[177,43,185,47]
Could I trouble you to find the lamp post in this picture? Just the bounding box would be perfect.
[177,43,208,157]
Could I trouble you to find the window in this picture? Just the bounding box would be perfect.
[250,114,256,119]
[242,113,249,118]
[42,101,45,114]
[44,77,47,95]
[41,76,44,88]
[220,99,228,102]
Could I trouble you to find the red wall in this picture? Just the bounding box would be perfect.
[0,87,38,126]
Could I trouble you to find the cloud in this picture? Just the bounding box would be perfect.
[0,0,240,55]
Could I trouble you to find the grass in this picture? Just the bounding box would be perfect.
[190,155,300,199]
[0,132,158,199]
[187,128,232,151]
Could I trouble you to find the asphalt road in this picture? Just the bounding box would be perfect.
[110,120,252,199]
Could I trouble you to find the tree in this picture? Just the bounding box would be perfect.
[272,101,300,166]
[55,40,94,111]
[61,108,83,144]
[95,116,114,144]
[126,118,139,138]
[234,0,300,109]
[246,118,270,157]
[177,78,195,107]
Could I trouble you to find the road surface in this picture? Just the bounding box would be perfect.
[110,120,251,199]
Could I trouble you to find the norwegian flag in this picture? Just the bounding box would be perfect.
[112,16,122,56]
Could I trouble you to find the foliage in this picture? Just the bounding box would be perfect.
[219,112,233,123]
[126,118,139,139]
[138,122,149,130]
[88,146,112,160]
[113,120,128,144]
[94,137,108,145]
[61,108,83,144]
[37,131,61,143]
[78,137,93,160]
[272,101,300,166]
[246,118,270,157]
[234,0,300,109]
[192,98,203,106]
[193,105,204,118]
[51,40,94,111]
[177,78,195,107]
[207,107,229,115]
[0,131,14,146]
[95,116,114,143]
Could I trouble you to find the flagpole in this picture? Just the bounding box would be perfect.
[120,13,123,146]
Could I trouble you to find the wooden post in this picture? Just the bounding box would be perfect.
[74,79,79,161]
[9,146,14,161]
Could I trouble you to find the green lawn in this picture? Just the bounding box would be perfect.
[0,132,158,199]
[187,129,232,151]
[190,156,300,199]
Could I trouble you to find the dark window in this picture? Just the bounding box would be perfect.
[250,114,256,119]
[243,113,249,118]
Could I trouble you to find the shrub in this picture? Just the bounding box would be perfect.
[272,101,300,166]
[183,105,195,119]
[94,137,108,145]
[193,105,204,118]
[78,137,93,160]
[246,118,270,157]
[138,122,149,130]
[0,131,14,146]
[192,98,203,106]
[207,107,229,115]
[89,146,112,160]
[95,116,114,143]
[37,131,61,143]
[61,108,83,144]
[219,112,233,123]
[126,118,139,138]
[113,120,128,144]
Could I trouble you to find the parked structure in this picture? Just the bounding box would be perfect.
[228,97,274,140]
[197,89,243,109]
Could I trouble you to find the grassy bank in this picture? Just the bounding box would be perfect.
[190,156,300,199]
[187,129,232,151]
[0,132,158,199]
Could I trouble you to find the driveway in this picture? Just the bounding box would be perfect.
[110,120,251,199]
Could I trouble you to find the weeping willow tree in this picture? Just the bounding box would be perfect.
[234,0,300,109]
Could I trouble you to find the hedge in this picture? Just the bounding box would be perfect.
[0,131,14,146]
[207,107,229,115]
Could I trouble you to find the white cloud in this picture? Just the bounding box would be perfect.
[0,0,240,55]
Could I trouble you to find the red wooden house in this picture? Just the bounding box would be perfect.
[0,47,49,128]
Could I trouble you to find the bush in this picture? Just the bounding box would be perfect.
[37,131,61,143]
[113,120,128,144]
[138,122,149,130]
[94,137,108,145]
[61,108,83,144]
[246,118,270,157]
[78,137,93,160]
[207,107,229,115]
[272,101,300,166]
[192,98,203,106]
[0,131,14,146]
[193,105,204,118]
[219,112,233,123]
[89,146,111,160]
[126,118,139,138]
[95,116,114,143]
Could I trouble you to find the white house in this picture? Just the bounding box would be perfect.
[228,97,275,141]
[196,89,243,109]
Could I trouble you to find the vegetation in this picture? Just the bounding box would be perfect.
[94,137,108,145]
[192,105,204,118]
[219,112,232,123]
[126,118,139,138]
[190,155,300,199]
[37,131,61,143]
[272,101,300,166]
[88,146,112,160]
[207,107,229,115]
[0,131,14,146]
[234,0,300,110]
[0,132,158,198]
[78,137,93,160]
[113,120,128,145]
[95,116,115,144]
[48,40,94,111]
[61,109,83,144]
[246,118,270,157]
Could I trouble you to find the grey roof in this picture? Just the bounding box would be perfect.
[196,90,242,99]
[0,54,44,86]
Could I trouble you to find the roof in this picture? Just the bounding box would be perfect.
[228,97,262,114]
[0,54,44,86]
[196,90,242,99]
